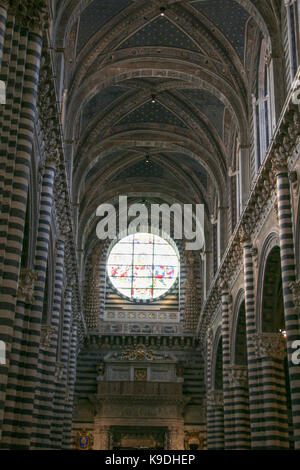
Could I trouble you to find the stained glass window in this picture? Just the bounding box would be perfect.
[107,233,179,301]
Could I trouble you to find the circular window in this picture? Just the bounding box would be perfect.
[107,233,179,301]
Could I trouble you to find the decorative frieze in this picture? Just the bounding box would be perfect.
[104,310,180,323]
[252,333,286,361]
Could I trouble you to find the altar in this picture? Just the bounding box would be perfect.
[89,345,188,450]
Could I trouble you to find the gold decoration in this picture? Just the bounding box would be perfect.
[134,368,147,381]
[76,429,93,451]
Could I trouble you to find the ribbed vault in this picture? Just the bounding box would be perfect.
[53,0,284,266]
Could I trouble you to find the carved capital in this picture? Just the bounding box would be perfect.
[226,365,248,388]
[252,333,286,360]
[218,278,229,292]
[207,390,223,408]
[289,280,300,309]
[272,147,289,175]
[40,325,56,351]
[239,223,251,244]
[8,0,49,33]
[18,269,37,303]
[45,149,60,170]
[54,362,65,381]
[59,220,71,239]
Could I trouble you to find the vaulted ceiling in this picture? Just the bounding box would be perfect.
[53,0,282,255]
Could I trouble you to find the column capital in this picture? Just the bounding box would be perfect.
[272,146,289,175]
[207,390,224,408]
[239,223,252,245]
[59,221,71,240]
[218,278,229,293]
[8,0,49,34]
[252,332,286,361]
[40,325,56,351]
[17,269,37,303]
[45,149,60,170]
[289,279,300,309]
[226,365,248,388]
[54,362,65,381]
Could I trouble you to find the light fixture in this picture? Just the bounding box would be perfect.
[160,6,166,16]
[151,94,156,103]
[279,329,287,338]
[145,155,150,164]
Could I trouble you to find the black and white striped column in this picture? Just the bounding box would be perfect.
[206,329,215,449]
[2,157,57,449]
[0,2,8,68]
[0,20,43,441]
[47,236,66,448]
[274,152,300,449]
[221,282,235,448]
[63,322,78,449]
[29,158,58,449]
[242,237,262,448]
[50,285,72,449]
[206,390,224,449]
[227,365,251,449]
[251,332,289,449]
[31,235,66,449]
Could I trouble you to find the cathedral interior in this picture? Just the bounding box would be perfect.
[0,0,300,451]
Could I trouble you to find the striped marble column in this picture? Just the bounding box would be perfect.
[30,235,66,449]
[242,236,263,448]
[1,269,37,449]
[220,281,235,448]
[46,237,66,448]
[1,158,56,449]
[63,323,78,449]
[28,158,58,449]
[206,390,224,449]
[227,365,251,449]
[251,332,289,449]
[0,1,8,68]
[205,328,216,449]
[273,150,300,449]
[50,285,72,449]
[0,18,43,441]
